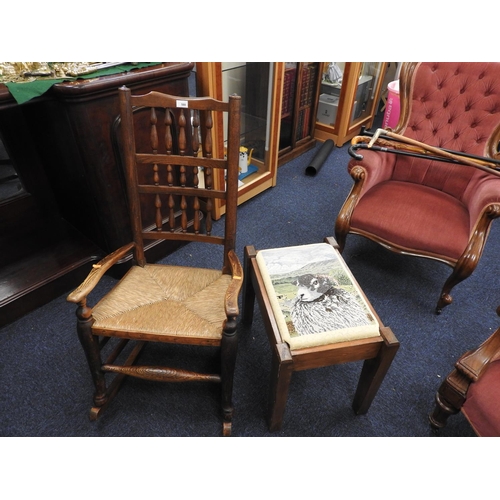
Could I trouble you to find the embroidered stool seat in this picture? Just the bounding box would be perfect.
[255,242,380,349]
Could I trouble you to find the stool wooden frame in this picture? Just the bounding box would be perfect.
[242,237,399,431]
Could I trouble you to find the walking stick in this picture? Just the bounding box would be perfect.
[363,128,500,171]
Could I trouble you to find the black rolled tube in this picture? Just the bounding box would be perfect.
[305,139,335,176]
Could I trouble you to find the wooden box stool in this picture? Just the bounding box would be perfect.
[242,237,399,431]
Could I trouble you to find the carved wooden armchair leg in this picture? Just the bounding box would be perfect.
[436,206,500,313]
[334,167,365,254]
[334,200,354,254]
[436,265,473,314]
[430,307,500,433]
[334,224,348,254]
[429,369,467,429]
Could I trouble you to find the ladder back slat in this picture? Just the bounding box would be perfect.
[118,87,240,259]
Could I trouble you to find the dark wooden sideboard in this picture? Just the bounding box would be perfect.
[0,62,195,327]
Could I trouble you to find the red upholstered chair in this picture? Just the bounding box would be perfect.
[335,62,500,313]
[429,306,500,436]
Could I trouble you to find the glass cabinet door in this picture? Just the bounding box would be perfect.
[195,62,281,219]
[316,62,343,129]
[315,62,388,146]
[221,62,271,169]
[347,62,385,127]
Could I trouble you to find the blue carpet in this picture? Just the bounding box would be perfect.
[2,140,499,439]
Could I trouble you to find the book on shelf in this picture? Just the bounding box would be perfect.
[282,66,296,117]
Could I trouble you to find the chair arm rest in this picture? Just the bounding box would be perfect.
[348,149,396,194]
[67,242,136,304]
[465,176,500,232]
[456,313,500,382]
[224,249,243,318]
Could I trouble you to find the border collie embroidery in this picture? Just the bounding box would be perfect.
[290,274,372,335]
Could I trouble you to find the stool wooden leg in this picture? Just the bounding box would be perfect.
[242,245,257,325]
[352,327,399,414]
[268,342,293,432]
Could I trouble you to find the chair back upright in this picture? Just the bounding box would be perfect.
[392,62,500,200]
[118,86,241,273]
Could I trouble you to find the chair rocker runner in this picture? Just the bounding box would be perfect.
[335,62,500,313]
[67,87,243,436]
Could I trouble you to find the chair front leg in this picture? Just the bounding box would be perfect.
[429,369,468,429]
[334,166,365,253]
[436,207,499,313]
[220,318,238,436]
[75,302,106,409]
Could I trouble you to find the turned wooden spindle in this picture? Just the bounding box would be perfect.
[149,107,162,231]
[204,110,213,235]
[192,110,200,233]
[178,110,187,185]
[178,109,188,232]
[164,110,175,231]
[150,107,158,151]
[192,109,200,157]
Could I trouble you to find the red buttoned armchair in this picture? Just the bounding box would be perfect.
[335,62,500,313]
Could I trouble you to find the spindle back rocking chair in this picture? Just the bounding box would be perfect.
[67,87,242,435]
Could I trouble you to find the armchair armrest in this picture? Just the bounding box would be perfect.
[335,150,397,250]
[464,175,500,233]
[224,249,243,319]
[456,307,500,382]
[348,149,396,194]
[67,242,136,304]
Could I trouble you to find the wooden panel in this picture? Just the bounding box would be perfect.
[291,338,383,371]
[25,63,194,258]
[0,63,194,326]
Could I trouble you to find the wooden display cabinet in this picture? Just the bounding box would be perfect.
[278,62,321,166]
[314,62,388,146]
[196,62,283,219]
